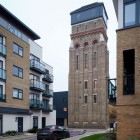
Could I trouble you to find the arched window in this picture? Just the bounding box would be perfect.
[93,51,97,68]
[75,44,80,49]
[84,42,88,47]
[93,40,98,45]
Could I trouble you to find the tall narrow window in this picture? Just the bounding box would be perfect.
[85,54,88,69]
[85,24,87,30]
[85,81,88,89]
[93,52,97,68]
[84,96,87,104]
[124,2,136,27]
[93,80,97,89]
[76,55,79,70]
[77,27,79,32]
[123,49,135,95]
[93,94,97,103]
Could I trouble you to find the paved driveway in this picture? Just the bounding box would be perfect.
[63,128,106,140]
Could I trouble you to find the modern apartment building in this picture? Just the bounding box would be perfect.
[68,2,109,128]
[112,0,140,139]
[0,4,56,134]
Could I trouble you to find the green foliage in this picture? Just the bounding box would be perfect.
[5,130,17,136]
[80,133,116,140]
[27,128,39,133]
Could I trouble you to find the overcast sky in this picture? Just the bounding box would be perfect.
[0,0,118,92]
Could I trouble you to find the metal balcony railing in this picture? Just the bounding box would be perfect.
[0,94,6,102]
[43,89,53,98]
[42,104,53,112]
[42,74,53,83]
[29,99,43,110]
[30,79,45,92]
[0,68,6,81]
[124,75,134,95]
[0,43,6,57]
[30,59,46,74]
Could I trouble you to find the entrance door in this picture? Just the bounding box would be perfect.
[0,116,2,135]
[18,117,23,132]
[42,117,46,129]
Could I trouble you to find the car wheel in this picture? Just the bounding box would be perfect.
[65,133,70,138]
[53,134,57,140]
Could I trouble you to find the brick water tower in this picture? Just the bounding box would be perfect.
[68,2,109,128]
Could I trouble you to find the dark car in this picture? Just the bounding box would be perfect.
[37,125,70,140]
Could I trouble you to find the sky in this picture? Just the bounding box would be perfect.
[0,0,118,92]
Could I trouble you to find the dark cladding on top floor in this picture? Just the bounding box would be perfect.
[70,2,108,28]
[0,4,40,41]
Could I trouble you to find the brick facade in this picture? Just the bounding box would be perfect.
[68,18,109,128]
[0,26,30,109]
[117,27,140,140]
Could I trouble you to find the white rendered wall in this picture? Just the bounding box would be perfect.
[42,110,56,126]
[118,0,123,29]
[3,114,31,133]
[29,39,42,59]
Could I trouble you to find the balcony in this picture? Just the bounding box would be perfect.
[30,59,46,74]
[42,74,53,83]
[43,89,53,98]
[29,99,43,110]
[108,78,117,105]
[42,104,53,112]
[124,75,134,95]
[0,69,6,81]
[0,94,6,102]
[30,79,45,92]
[0,43,6,57]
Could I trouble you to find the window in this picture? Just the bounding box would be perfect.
[123,49,135,95]
[76,55,79,70]
[0,61,3,69]
[77,26,79,32]
[85,81,88,89]
[93,94,97,103]
[93,52,97,68]
[85,24,87,30]
[84,96,87,104]
[0,35,3,44]
[13,43,23,56]
[124,2,136,27]
[13,66,23,78]
[0,85,3,94]
[30,54,40,62]
[30,74,40,80]
[93,80,97,89]
[85,54,88,69]
[31,93,39,100]
[13,88,23,99]
[33,116,38,129]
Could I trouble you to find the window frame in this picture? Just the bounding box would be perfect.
[93,94,97,103]
[84,95,88,104]
[123,0,140,28]
[13,43,23,57]
[13,65,23,78]
[13,88,23,99]
[84,81,88,89]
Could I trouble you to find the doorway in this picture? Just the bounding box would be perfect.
[0,116,2,135]
[42,117,46,129]
[18,117,23,132]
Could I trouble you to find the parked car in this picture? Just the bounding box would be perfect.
[37,125,70,140]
